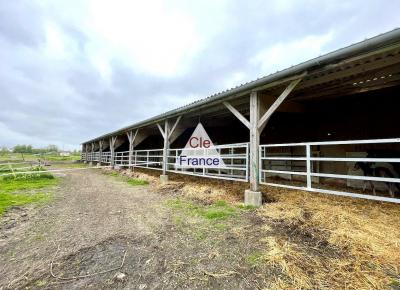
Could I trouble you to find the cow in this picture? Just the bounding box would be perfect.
[354,162,399,197]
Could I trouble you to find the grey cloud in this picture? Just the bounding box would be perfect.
[0,0,399,149]
[0,0,45,46]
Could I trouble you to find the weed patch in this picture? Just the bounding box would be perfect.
[236,204,257,210]
[1,174,56,194]
[0,173,57,215]
[103,170,148,186]
[246,251,263,266]
[126,179,148,186]
[167,198,236,221]
[0,192,52,215]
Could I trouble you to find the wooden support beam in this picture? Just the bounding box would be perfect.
[98,140,104,164]
[258,78,303,130]
[109,136,117,166]
[157,123,165,139]
[223,101,250,129]
[249,91,260,192]
[127,130,138,167]
[162,120,170,175]
[168,116,182,139]
[126,130,138,144]
[82,144,86,161]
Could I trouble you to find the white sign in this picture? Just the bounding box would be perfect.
[175,123,226,168]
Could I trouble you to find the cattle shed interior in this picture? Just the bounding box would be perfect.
[82,29,400,205]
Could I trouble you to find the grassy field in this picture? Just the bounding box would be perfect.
[0,153,80,163]
[0,171,57,215]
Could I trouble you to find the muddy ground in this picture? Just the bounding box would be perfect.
[0,169,272,289]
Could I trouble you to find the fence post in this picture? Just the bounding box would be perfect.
[306,144,312,189]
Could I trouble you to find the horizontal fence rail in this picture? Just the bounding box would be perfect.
[167,143,249,182]
[260,138,400,203]
[130,149,163,170]
[80,138,400,203]
[81,143,248,181]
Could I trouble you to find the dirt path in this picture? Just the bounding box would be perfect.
[0,169,266,289]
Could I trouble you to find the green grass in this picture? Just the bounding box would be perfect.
[246,251,264,266]
[1,173,56,191]
[104,170,148,186]
[0,162,41,173]
[54,162,88,168]
[167,198,241,242]
[0,173,57,215]
[0,192,52,215]
[167,198,237,220]
[126,179,148,186]
[0,153,80,163]
[45,155,80,161]
[236,204,257,210]
[390,279,400,287]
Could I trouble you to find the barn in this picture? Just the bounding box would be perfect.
[82,29,400,205]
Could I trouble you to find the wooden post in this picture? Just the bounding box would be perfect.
[223,78,303,206]
[85,144,89,163]
[82,144,86,162]
[110,136,117,166]
[249,91,260,192]
[158,116,181,183]
[99,140,104,165]
[127,130,138,170]
[244,91,263,206]
[90,143,95,164]
[162,120,170,175]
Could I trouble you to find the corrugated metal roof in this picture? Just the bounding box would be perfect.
[83,28,400,144]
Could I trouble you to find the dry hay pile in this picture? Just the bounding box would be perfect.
[119,169,160,186]
[259,186,400,289]
[110,168,400,288]
[124,168,247,204]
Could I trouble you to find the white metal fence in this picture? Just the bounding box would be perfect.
[83,152,100,162]
[82,143,248,181]
[101,152,111,164]
[134,149,163,170]
[115,151,129,166]
[260,138,400,203]
[113,149,163,170]
[167,143,248,182]
[80,139,400,203]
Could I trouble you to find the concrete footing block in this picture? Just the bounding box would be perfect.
[89,161,94,166]
[113,165,121,170]
[244,190,262,207]
[160,175,169,183]
[97,162,101,167]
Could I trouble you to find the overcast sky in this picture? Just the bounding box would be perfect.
[0,0,399,150]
